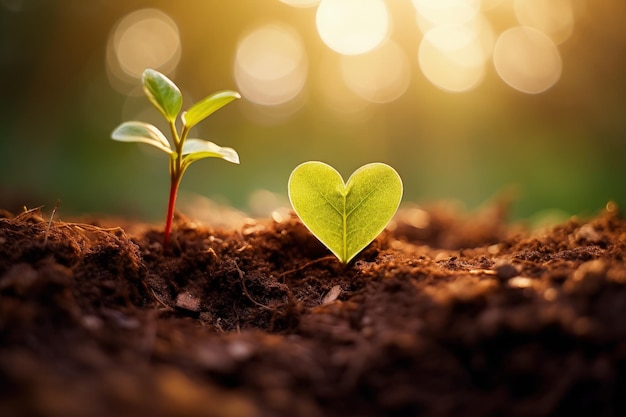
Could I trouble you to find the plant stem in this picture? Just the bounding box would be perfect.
[163,172,182,247]
[163,120,185,247]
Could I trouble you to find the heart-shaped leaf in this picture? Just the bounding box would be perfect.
[182,91,241,130]
[111,121,173,155]
[142,69,182,123]
[288,161,403,264]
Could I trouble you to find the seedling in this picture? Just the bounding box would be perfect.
[112,68,240,246]
[288,161,403,264]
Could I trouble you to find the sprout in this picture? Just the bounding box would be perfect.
[112,69,240,246]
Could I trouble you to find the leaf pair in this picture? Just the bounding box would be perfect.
[111,122,239,168]
[112,69,240,168]
[143,68,240,131]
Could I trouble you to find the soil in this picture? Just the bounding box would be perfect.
[1,201,626,417]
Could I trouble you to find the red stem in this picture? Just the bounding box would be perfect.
[164,120,184,248]
[163,178,179,247]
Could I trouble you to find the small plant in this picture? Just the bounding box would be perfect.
[112,68,240,246]
[288,161,403,264]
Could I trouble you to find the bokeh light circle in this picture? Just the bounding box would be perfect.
[418,20,493,92]
[412,0,481,28]
[234,23,308,106]
[493,26,562,94]
[514,0,575,45]
[480,0,506,11]
[110,9,180,79]
[280,0,320,7]
[316,55,372,119]
[339,41,410,103]
[316,0,389,55]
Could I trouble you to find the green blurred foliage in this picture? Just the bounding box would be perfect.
[1,0,625,222]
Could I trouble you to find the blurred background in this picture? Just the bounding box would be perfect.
[1,0,625,224]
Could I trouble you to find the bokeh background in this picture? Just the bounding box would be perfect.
[1,0,625,224]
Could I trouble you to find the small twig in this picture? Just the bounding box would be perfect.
[149,288,174,311]
[62,223,125,234]
[214,318,225,333]
[278,255,336,282]
[15,205,44,219]
[43,199,60,248]
[232,261,273,310]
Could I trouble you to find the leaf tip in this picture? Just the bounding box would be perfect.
[224,148,240,164]
[141,68,159,85]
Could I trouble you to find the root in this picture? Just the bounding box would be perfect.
[232,260,273,311]
[278,255,336,282]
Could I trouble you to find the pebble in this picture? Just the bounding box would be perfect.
[81,315,103,331]
[321,285,342,305]
[176,292,201,312]
[575,224,602,243]
[493,261,519,280]
[565,260,607,294]
[227,340,254,361]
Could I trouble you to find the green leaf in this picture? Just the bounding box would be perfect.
[111,121,173,155]
[181,139,240,169]
[182,91,241,130]
[142,69,182,122]
[288,161,403,264]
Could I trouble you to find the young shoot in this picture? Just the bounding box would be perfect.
[112,68,240,246]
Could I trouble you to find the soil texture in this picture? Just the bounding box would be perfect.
[1,202,626,417]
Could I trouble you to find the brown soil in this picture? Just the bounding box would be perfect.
[1,202,626,417]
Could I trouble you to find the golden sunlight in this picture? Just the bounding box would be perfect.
[316,0,390,55]
[316,55,372,118]
[493,26,562,94]
[480,0,506,10]
[280,0,320,7]
[107,9,180,83]
[418,18,493,92]
[514,0,575,45]
[234,23,307,106]
[412,0,480,30]
[339,40,410,103]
